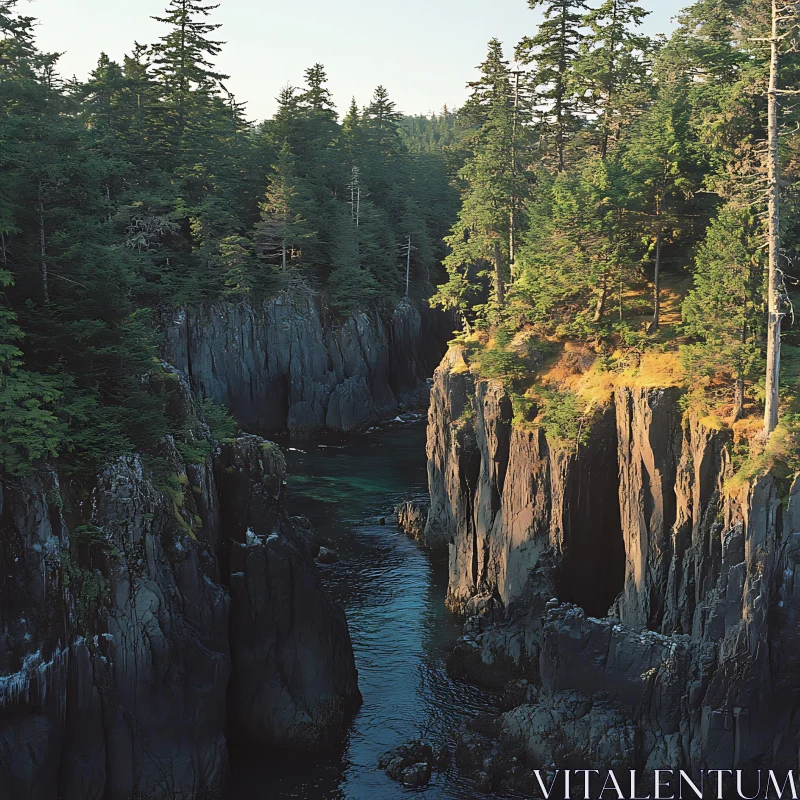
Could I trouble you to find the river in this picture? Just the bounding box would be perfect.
[227,418,500,799]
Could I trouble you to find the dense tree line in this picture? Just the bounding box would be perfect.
[3,0,798,479]
[433,0,800,445]
[0,0,459,475]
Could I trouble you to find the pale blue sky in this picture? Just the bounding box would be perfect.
[25,0,686,121]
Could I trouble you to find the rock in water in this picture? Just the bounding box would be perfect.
[379,740,434,788]
[215,436,361,753]
[395,499,430,541]
[316,546,339,564]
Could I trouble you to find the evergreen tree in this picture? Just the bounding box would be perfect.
[435,41,518,320]
[517,0,587,171]
[256,145,315,271]
[575,0,651,158]
[150,0,227,142]
[622,82,698,330]
[682,203,764,419]
[364,85,403,160]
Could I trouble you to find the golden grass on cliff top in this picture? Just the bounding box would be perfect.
[537,347,685,410]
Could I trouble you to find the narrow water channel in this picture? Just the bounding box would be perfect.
[227,418,499,799]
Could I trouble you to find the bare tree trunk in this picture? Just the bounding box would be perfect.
[649,226,662,333]
[494,240,505,306]
[734,370,745,421]
[38,178,49,302]
[509,71,521,283]
[764,0,782,437]
[594,268,609,322]
[281,242,287,270]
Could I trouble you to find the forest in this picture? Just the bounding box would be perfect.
[1,0,799,487]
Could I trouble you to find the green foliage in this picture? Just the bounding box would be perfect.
[0,0,456,478]
[681,202,765,407]
[0,271,66,475]
[474,329,529,383]
[201,397,238,441]
[60,549,107,634]
[536,388,591,448]
[70,524,108,548]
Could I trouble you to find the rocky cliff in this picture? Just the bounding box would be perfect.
[0,374,360,799]
[164,289,450,436]
[427,345,800,784]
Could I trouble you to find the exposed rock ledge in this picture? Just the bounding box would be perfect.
[164,289,451,436]
[427,344,800,776]
[0,376,360,799]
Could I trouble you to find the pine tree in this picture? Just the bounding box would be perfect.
[517,0,588,171]
[682,203,764,420]
[435,41,517,320]
[575,0,651,158]
[256,145,315,271]
[622,82,698,331]
[364,85,403,160]
[150,0,227,143]
[298,63,336,117]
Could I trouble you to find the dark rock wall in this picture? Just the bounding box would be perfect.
[165,291,445,436]
[0,396,359,799]
[425,347,625,615]
[427,345,800,772]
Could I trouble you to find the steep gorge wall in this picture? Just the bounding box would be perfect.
[0,378,360,799]
[428,346,800,774]
[165,290,450,436]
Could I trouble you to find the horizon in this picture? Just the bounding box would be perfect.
[26,0,686,122]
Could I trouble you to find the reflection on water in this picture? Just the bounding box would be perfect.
[226,420,499,799]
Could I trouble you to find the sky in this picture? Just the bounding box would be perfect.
[25,0,687,122]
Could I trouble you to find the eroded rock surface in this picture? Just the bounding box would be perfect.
[427,345,800,777]
[0,382,359,799]
[165,291,446,435]
[396,499,430,541]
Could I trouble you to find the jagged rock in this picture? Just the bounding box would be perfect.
[395,498,429,540]
[215,436,361,752]
[425,347,623,612]
[427,345,800,775]
[379,740,434,788]
[398,761,432,788]
[325,376,376,432]
[501,678,538,710]
[0,387,360,797]
[164,291,446,435]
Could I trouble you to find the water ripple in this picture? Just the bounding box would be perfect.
[226,422,501,799]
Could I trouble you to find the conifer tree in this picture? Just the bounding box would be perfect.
[150,0,227,143]
[622,83,697,330]
[364,85,403,160]
[517,0,587,171]
[435,41,517,319]
[683,203,764,420]
[575,0,651,158]
[256,145,315,270]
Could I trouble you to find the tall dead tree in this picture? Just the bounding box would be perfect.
[762,0,799,437]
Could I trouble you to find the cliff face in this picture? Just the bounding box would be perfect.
[165,290,448,436]
[0,379,359,799]
[427,346,800,775]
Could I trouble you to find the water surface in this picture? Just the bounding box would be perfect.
[228,419,499,799]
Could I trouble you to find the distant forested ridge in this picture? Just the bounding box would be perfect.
[0,0,460,475]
